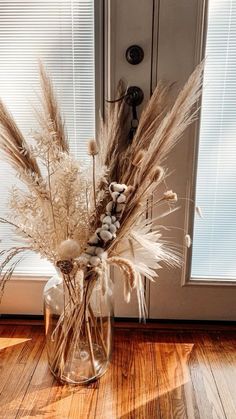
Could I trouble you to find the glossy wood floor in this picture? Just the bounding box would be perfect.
[0,324,235,419]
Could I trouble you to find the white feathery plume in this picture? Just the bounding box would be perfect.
[115,217,181,282]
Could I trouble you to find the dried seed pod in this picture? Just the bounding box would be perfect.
[58,239,80,260]
[56,259,74,274]
[163,189,178,202]
[88,139,98,156]
[149,166,164,183]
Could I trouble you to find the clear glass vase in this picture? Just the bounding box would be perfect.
[43,271,113,385]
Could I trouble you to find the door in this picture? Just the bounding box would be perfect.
[149,0,236,320]
[0,0,155,317]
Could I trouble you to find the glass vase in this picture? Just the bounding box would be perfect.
[43,271,113,385]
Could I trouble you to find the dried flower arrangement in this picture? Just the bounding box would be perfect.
[0,62,203,382]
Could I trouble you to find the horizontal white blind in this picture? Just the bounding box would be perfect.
[0,0,95,275]
[192,0,236,279]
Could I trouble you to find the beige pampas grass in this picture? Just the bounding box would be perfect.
[97,80,129,178]
[105,62,204,257]
[0,99,41,176]
[132,150,145,167]
[37,61,69,153]
[0,60,203,323]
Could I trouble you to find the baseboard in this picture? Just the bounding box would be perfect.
[1,315,236,330]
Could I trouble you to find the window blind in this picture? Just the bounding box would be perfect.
[0,0,95,275]
[191,0,236,279]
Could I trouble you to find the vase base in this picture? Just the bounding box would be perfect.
[48,342,110,385]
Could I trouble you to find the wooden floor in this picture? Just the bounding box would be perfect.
[0,324,236,419]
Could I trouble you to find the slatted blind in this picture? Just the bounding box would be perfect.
[0,0,95,275]
[191,0,236,279]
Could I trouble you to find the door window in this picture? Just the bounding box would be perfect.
[192,0,236,280]
[0,0,95,276]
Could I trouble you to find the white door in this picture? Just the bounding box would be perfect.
[149,0,236,320]
[0,0,155,317]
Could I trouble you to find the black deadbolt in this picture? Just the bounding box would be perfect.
[125,86,144,107]
[126,45,144,65]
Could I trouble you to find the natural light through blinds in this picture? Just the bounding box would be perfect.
[192,0,236,279]
[0,0,95,275]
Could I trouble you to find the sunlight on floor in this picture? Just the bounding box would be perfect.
[103,342,195,419]
[0,337,31,350]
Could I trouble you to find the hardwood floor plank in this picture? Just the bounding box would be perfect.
[95,329,136,419]
[42,382,74,419]
[186,332,226,419]
[202,332,236,419]
[130,330,161,419]
[0,326,32,396]
[150,332,196,419]
[172,334,200,419]
[69,382,99,419]
[0,326,45,419]
[15,346,54,418]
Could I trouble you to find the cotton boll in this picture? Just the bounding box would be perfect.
[109,224,117,234]
[58,239,80,260]
[90,256,101,267]
[86,246,96,255]
[100,214,105,222]
[95,247,104,256]
[102,223,109,230]
[102,215,112,225]
[95,248,107,260]
[78,253,90,265]
[88,235,99,245]
[95,228,102,236]
[116,203,124,213]
[111,216,116,222]
[109,182,118,192]
[106,202,113,213]
[114,221,120,229]
[110,182,127,193]
[100,251,107,260]
[120,184,128,192]
[111,191,120,201]
[99,230,113,242]
[117,194,126,203]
